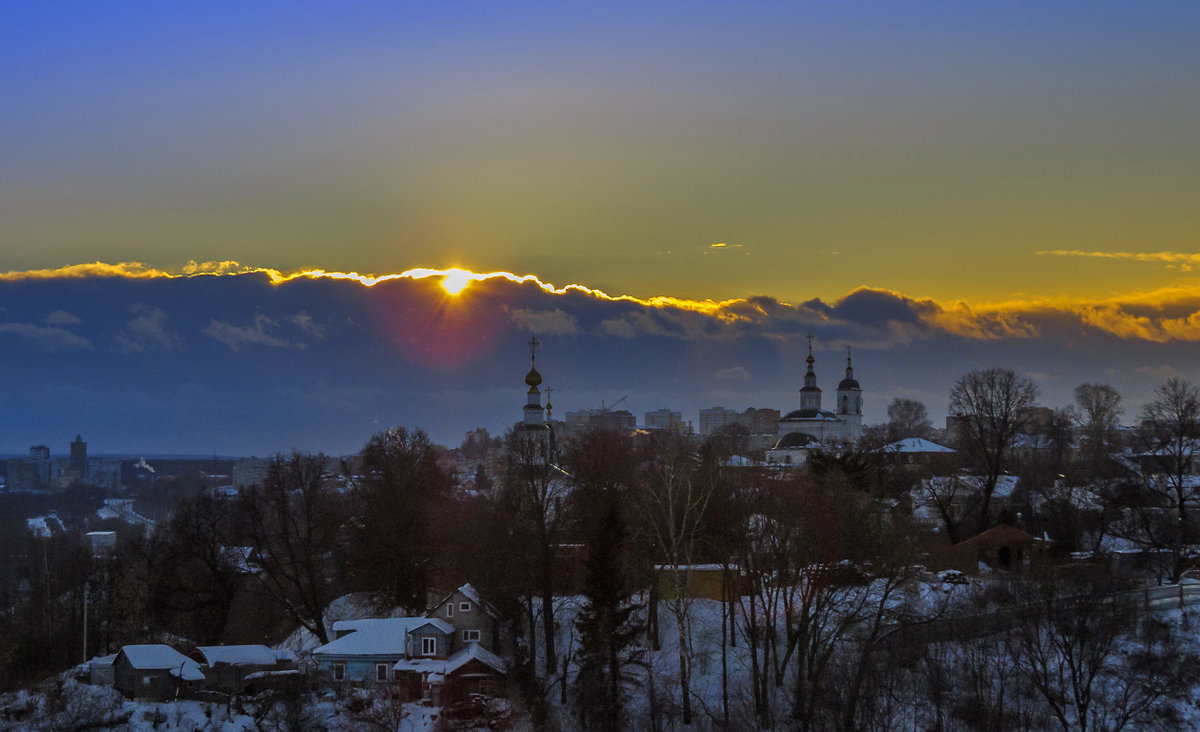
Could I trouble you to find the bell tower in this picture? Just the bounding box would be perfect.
[799,334,822,412]
[522,337,547,429]
[836,347,863,440]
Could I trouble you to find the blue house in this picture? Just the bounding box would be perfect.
[311,617,454,687]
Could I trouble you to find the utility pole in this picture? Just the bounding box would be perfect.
[82,581,89,663]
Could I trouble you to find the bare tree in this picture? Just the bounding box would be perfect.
[501,427,567,682]
[1075,383,1124,467]
[921,476,985,545]
[153,492,242,643]
[240,453,343,645]
[886,398,933,441]
[640,433,714,727]
[1137,378,1200,581]
[343,426,452,613]
[1011,574,1197,731]
[948,368,1039,535]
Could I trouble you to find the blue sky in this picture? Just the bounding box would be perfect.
[4,3,1199,301]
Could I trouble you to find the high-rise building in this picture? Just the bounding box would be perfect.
[699,407,742,436]
[645,409,686,433]
[28,445,51,488]
[69,434,88,478]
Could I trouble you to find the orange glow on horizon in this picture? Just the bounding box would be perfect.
[8,260,1200,344]
[0,260,745,317]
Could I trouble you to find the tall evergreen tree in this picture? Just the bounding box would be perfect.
[573,494,643,732]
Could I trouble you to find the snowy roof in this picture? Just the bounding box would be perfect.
[1132,440,1200,457]
[923,474,1019,498]
[880,438,954,454]
[195,645,279,667]
[446,642,506,674]
[429,583,501,620]
[26,514,63,538]
[118,645,205,681]
[458,583,486,608]
[90,653,117,668]
[993,475,1019,498]
[410,618,456,634]
[330,618,390,634]
[393,642,507,676]
[219,546,255,572]
[780,409,840,422]
[314,617,451,657]
[243,669,305,681]
[654,563,739,572]
[722,455,757,467]
[391,657,447,673]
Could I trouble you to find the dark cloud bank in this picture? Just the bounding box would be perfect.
[0,272,1195,455]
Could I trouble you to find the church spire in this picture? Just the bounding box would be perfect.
[799,333,821,411]
[522,337,547,429]
[837,345,862,416]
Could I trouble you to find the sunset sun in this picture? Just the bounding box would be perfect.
[440,269,473,296]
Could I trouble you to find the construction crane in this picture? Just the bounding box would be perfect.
[599,394,629,413]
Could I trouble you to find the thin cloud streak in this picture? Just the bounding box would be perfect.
[1038,250,1200,271]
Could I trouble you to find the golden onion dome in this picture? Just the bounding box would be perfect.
[525,367,543,387]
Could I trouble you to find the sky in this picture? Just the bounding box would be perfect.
[2,3,1199,454]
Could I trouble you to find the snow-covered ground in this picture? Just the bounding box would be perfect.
[7,579,1200,731]
[0,677,510,732]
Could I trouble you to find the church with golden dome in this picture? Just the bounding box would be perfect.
[519,337,552,434]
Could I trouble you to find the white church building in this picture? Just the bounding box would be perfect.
[767,338,863,464]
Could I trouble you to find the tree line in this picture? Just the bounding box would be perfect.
[2,371,1200,730]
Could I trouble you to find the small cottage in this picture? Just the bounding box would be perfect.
[925,524,1049,575]
[192,644,298,693]
[113,644,205,700]
[393,642,507,704]
[312,617,454,686]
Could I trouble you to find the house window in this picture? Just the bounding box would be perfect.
[376,663,389,682]
[333,663,346,681]
[421,637,437,656]
[142,675,152,686]
[463,629,481,642]
[446,603,454,617]
[459,601,472,612]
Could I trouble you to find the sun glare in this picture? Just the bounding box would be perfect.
[440,269,473,296]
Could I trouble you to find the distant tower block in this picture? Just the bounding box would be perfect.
[70,434,88,477]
